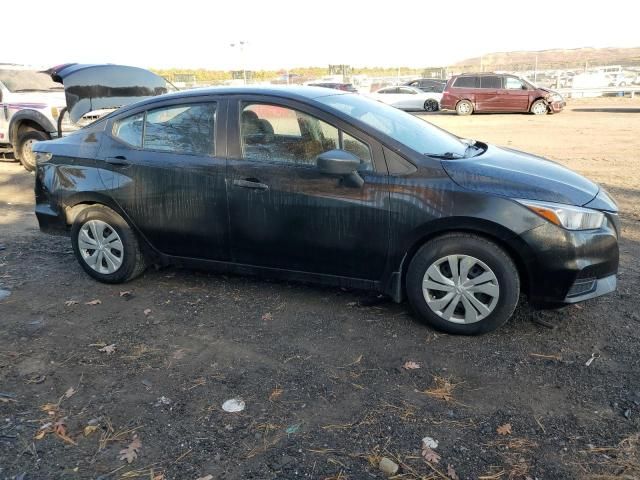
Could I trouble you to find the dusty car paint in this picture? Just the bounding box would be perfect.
[33,86,618,309]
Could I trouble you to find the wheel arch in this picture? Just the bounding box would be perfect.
[529,96,548,110]
[9,110,54,157]
[388,217,533,302]
[63,194,161,263]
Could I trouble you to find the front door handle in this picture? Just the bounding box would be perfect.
[233,178,269,190]
[105,155,130,166]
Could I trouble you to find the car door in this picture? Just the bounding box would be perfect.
[375,87,397,106]
[475,75,502,111]
[225,96,389,280]
[397,87,420,109]
[99,97,230,260]
[501,76,531,111]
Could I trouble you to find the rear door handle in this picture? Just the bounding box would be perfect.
[233,178,269,190]
[105,156,130,166]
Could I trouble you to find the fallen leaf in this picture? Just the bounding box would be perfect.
[63,387,76,399]
[119,436,142,463]
[144,308,152,316]
[34,429,47,440]
[269,387,283,401]
[64,300,79,306]
[54,420,77,445]
[497,423,512,436]
[99,344,116,354]
[120,291,132,297]
[403,361,421,370]
[422,445,441,463]
[85,299,101,306]
[261,312,273,321]
[84,425,99,436]
[447,464,459,480]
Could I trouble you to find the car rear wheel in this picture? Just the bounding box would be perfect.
[17,130,49,171]
[530,99,548,115]
[423,99,439,112]
[406,233,520,334]
[71,205,147,283]
[455,100,473,116]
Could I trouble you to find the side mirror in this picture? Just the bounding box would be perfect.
[521,84,528,90]
[317,149,360,175]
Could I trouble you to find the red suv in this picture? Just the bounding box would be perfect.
[440,73,565,115]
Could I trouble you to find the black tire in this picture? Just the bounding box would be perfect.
[455,100,473,116]
[17,130,49,171]
[406,233,520,335]
[71,205,147,284]
[423,99,439,112]
[530,99,548,115]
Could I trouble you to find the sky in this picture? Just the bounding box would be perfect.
[4,0,639,71]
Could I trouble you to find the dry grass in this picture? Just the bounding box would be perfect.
[98,419,143,452]
[583,434,640,479]
[488,437,539,453]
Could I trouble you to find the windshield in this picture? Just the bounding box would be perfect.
[317,93,467,158]
[0,69,62,92]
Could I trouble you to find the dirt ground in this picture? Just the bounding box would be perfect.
[1,99,639,480]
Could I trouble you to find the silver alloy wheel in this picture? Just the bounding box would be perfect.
[532,102,547,115]
[457,101,471,114]
[422,254,500,324]
[78,220,124,274]
[21,139,37,165]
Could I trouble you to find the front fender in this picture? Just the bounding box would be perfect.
[9,109,56,144]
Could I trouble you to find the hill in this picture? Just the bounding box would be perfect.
[453,47,640,71]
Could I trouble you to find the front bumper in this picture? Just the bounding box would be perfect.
[549,100,566,113]
[519,212,619,307]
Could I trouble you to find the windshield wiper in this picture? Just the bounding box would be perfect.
[424,152,465,159]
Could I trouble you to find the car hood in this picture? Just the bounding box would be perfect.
[442,144,599,206]
[4,90,66,109]
[46,63,171,123]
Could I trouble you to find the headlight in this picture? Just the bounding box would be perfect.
[35,151,53,165]
[550,93,563,102]
[517,199,604,230]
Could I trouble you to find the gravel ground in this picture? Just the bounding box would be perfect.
[0,99,639,480]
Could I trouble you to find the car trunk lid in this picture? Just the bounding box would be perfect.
[47,63,172,123]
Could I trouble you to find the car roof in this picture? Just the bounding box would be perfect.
[116,85,350,112]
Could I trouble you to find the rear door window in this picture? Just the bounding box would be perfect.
[144,103,216,156]
[453,76,478,88]
[113,102,216,156]
[480,76,502,89]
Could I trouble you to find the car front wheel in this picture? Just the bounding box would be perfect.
[530,99,548,115]
[17,130,49,171]
[406,233,520,334]
[71,205,147,283]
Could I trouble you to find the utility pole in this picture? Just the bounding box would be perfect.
[230,41,248,84]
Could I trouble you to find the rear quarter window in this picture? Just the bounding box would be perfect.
[453,76,478,88]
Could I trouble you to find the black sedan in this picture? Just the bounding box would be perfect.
[33,74,619,334]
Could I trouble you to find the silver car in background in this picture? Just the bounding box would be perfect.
[369,85,442,112]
